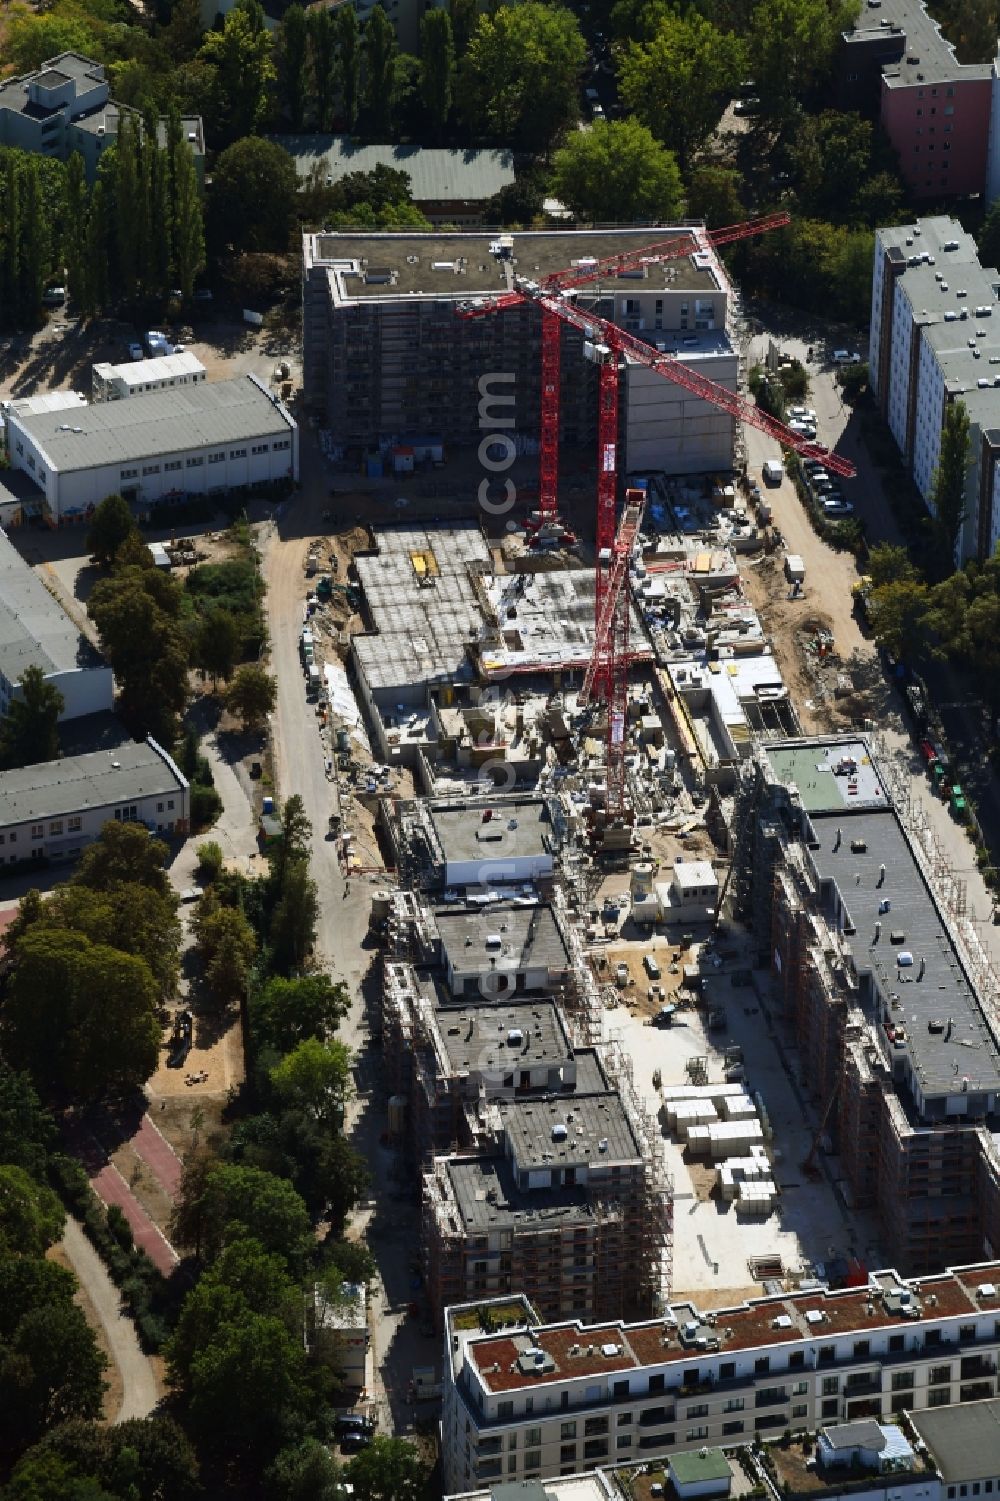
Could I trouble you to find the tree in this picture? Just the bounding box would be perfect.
[44,880,181,1002]
[346,1437,429,1501]
[747,0,857,123]
[172,130,205,302]
[460,3,586,148]
[3,929,160,1100]
[171,1162,312,1267]
[84,176,110,313]
[225,1110,368,1225]
[112,115,142,304]
[13,1417,200,1501]
[62,152,88,311]
[980,196,1000,272]
[193,608,240,686]
[867,542,918,588]
[266,1438,343,1501]
[931,397,972,559]
[869,578,933,660]
[549,118,682,222]
[449,0,476,53]
[0,1062,55,1179]
[0,665,63,771]
[269,1038,351,1126]
[336,5,360,130]
[73,821,172,899]
[88,566,189,742]
[278,4,308,128]
[249,975,350,1055]
[1,1300,106,1450]
[269,856,318,974]
[308,6,337,131]
[618,11,743,169]
[420,8,455,134]
[18,156,49,327]
[199,0,276,142]
[0,1165,64,1257]
[787,111,884,223]
[226,663,277,730]
[685,165,744,228]
[209,139,299,253]
[363,5,397,136]
[86,493,136,568]
[197,905,257,1008]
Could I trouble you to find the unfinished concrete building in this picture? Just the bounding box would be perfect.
[302,228,739,474]
[732,734,1000,1274]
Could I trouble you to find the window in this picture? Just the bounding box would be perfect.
[945,104,955,115]
[525,1451,541,1470]
[930,1365,951,1385]
[9,831,16,842]
[560,1422,577,1440]
[0,834,4,845]
[892,1372,915,1391]
[274,438,291,450]
[165,459,182,471]
[616,1435,632,1450]
[121,468,138,480]
[929,1389,951,1407]
[822,1398,839,1419]
[584,1418,608,1437]
[209,451,225,464]
[230,448,247,458]
[648,1375,665,1394]
[723,1421,744,1435]
[613,1380,630,1398]
[793,1382,807,1396]
[755,1357,770,1375]
[853,1341,870,1358]
[157,803,164,813]
[525,1429,540,1447]
[790,1352,805,1369]
[186,456,204,467]
[822,1377,839,1396]
[114,805,138,823]
[48,820,62,836]
[582,1441,607,1461]
[793,1405,808,1418]
[251,443,269,455]
[686,1405,709,1419]
[818,1346,835,1364]
[143,464,160,475]
[889,1335,905,1353]
[497,1401,513,1421]
[167,800,174,810]
[720,1363,735,1379]
[686,1427,708,1442]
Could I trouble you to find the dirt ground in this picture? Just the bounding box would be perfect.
[145,1013,244,1104]
[146,1093,229,1161]
[47,1242,125,1423]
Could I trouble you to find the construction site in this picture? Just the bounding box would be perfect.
[290,219,1000,1404]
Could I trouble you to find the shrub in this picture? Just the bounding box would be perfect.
[191,784,223,829]
[197,841,225,881]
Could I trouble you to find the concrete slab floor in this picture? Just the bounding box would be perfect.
[603,951,885,1301]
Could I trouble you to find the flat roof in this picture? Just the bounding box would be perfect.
[431,799,553,866]
[306,228,722,303]
[434,995,574,1076]
[437,903,569,975]
[845,0,991,85]
[272,135,515,201]
[763,739,888,812]
[0,738,185,827]
[497,1090,642,1171]
[8,374,291,473]
[481,568,650,676]
[670,1450,732,1484]
[0,526,99,683]
[93,351,206,386]
[809,806,1000,1098]
[445,1156,596,1233]
[460,1263,989,1394]
[910,1400,1000,1480]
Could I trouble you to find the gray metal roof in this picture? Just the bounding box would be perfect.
[498,1090,642,1171]
[810,806,1000,1101]
[0,525,98,684]
[445,1155,595,1232]
[844,0,992,86]
[8,375,292,474]
[0,738,186,827]
[433,996,574,1076]
[431,799,553,866]
[437,904,570,977]
[910,1400,1000,1480]
[271,134,515,203]
[823,1420,888,1451]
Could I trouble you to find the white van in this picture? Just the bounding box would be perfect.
[762,459,783,485]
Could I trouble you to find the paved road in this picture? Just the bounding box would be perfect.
[130,1114,183,1199]
[60,1216,159,1423]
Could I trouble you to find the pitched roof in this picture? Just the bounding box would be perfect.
[269,134,515,202]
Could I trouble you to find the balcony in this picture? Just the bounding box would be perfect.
[960,1358,996,1380]
[961,1382,995,1402]
[844,1374,882,1396]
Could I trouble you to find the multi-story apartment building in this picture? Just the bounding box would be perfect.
[869,216,1000,560]
[731,734,1000,1274]
[442,1265,1000,1493]
[838,0,998,203]
[302,228,739,476]
[0,53,203,184]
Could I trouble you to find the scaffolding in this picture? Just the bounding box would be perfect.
[602,1033,674,1313]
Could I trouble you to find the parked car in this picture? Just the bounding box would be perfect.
[789,405,817,422]
[128,342,144,361]
[833,348,861,364]
[42,286,66,306]
[788,420,817,439]
[193,288,214,302]
[823,500,855,518]
[335,1415,373,1439]
[643,953,661,979]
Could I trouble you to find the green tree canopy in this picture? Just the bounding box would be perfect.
[11,1417,200,1501]
[0,1165,64,1257]
[225,663,277,730]
[420,8,455,133]
[618,10,744,168]
[0,1293,106,1457]
[196,904,258,1008]
[171,1160,313,1267]
[685,165,744,228]
[3,928,160,1100]
[198,0,276,141]
[209,138,299,253]
[363,5,398,136]
[88,566,189,743]
[249,975,350,1055]
[346,1436,429,1501]
[39,880,181,1002]
[0,1063,55,1180]
[0,665,63,771]
[266,1437,343,1501]
[269,1038,351,1127]
[549,118,682,222]
[460,2,586,148]
[979,196,1000,271]
[931,397,972,560]
[747,0,858,123]
[72,821,172,900]
[86,494,136,568]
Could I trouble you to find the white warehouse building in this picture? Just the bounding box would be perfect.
[870,215,1000,561]
[5,374,298,522]
[0,736,189,866]
[0,525,113,721]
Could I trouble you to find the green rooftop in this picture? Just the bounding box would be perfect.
[763,739,887,813]
[669,1449,733,1486]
